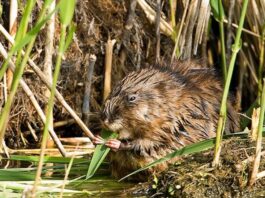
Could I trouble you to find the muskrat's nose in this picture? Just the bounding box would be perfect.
[102,119,110,128]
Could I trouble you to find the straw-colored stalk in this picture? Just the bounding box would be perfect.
[155,0,161,64]
[249,79,265,186]
[7,0,18,90]
[136,0,173,36]
[171,0,189,63]
[103,38,116,101]
[250,108,260,141]
[44,0,56,148]
[59,151,75,198]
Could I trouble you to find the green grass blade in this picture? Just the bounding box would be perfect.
[119,129,265,181]
[64,23,76,52]
[8,155,90,164]
[0,170,36,181]
[210,0,224,20]
[119,137,216,181]
[59,0,76,26]
[86,130,117,179]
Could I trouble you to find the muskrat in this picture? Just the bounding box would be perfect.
[94,61,239,180]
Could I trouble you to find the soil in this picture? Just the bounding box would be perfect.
[131,137,265,198]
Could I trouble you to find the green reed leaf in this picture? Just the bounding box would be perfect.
[210,0,224,20]
[59,0,76,26]
[86,130,117,179]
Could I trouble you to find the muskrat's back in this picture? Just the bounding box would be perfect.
[101,61,239,180]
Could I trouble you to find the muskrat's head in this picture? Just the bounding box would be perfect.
[101,67,186,140]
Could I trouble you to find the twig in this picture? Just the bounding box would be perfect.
[0,24,95,140]
[82,54,96,126]
[155,0,161,64]
[119,0,137,69]
[136,0,173,36]
[26,121,38,142]
[0,42,67,157]
[2,140,10,158]
[257,170,265,180]
[223,18,260,38]
[23,119,76,135]
[103,38,116,101]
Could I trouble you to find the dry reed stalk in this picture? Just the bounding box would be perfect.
[257,171,265,179]
[103,38,116,101]
[249,108,260,141]
[7,0,18,90]
[1,140,9,158]
[136,0,173,36]
[180,0,199,59]
[169,0,176,28]
[0,24,95,140]
[43,0,56,147]
[23,119,75,136]
[120,0,137,69]
[193,0,210,55]
[53,119,75,128]
[59,137,92,145]
[171,0,189,63]
[155,0,161,64]
[82,54,96,126]
[0,42,67,157]
[249,79,265,186]
[59,149,75,198]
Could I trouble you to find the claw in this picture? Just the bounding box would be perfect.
[105,139,121,152]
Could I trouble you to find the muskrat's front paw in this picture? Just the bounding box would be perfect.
[105,139,121,152]
[92,135,105,145]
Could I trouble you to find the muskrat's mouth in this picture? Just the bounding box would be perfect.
[119,138,133,144]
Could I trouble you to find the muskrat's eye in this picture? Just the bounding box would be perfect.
[127,94,137,102]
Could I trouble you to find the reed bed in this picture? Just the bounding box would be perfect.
[0,0,264,196]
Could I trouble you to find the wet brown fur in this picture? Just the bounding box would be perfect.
[101,61,239,180]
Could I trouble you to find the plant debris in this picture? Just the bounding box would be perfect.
[132,138,265,197]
